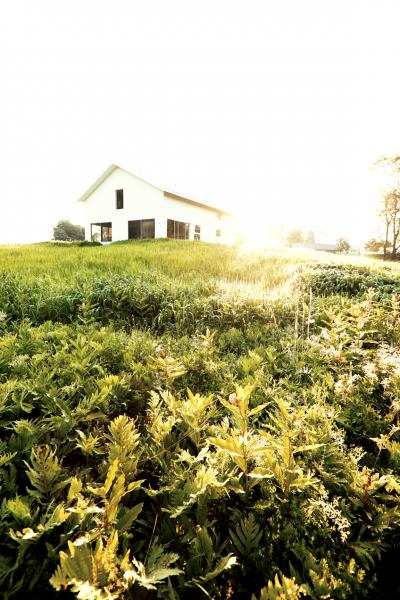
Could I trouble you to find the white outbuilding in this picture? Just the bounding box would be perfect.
[77,164,237,244]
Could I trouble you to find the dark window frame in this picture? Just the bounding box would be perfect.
[128,219,155,239]
[91,222,112,242]
[116,189,124,210]
[167,219,190,240]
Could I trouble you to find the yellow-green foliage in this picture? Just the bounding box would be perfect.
[0,241,399,599]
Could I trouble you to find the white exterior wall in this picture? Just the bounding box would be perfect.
[82,167,236,243]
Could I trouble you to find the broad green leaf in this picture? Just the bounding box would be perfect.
[116,502,143,532]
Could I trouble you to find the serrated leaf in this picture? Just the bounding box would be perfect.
[67,477,83,503]
[230,514,262,557]
[220,398,241,417]
[116,503,143,532]
[293,444,324,454]
[208,436,243,457]
[248,403,269,418]
[0,452,17,468]
[248,467,273,479]
[200,554,237,581]
[104,458,119,494]
[127,479,145,492]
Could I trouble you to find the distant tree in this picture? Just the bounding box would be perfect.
[364,238,387,253]
[287,229,304,246]
[380,188,400,260]
[380,194,391,259]
[336,238,350,253]
[373,156,400,260]
[53,220,85,241]
[304,230,315,244]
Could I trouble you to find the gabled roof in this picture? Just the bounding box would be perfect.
[77,163,232,217]
[77,164,119,203]
[163,191,231,216]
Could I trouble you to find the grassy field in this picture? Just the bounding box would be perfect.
[0,240,399,599]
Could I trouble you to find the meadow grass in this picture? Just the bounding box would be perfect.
[0,240,310,284]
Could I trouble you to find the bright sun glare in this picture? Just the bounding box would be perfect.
[1,2,400,244]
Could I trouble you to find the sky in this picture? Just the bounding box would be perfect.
[1,0,400,245]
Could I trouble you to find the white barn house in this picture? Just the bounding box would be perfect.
[78,164,237,244]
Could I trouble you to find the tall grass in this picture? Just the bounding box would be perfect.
[0,241,307,332]
[0,240,306,285]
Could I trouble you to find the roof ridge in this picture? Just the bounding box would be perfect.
[77,163,233,216]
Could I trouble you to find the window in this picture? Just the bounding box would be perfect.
[91,222,112,242]
[194,225,201,241]
[116,189,124,209]
[167,219,174,239]
[167,219,190,240]
[128,219,155,239]
[216,229,221,237]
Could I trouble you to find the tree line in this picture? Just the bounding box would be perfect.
[366,155,400,259]
[285,229,350,253]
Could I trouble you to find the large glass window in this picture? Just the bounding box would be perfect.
[128,219,155,239]
[91,222,112,242]
[194,225,201,240]
[142,219,155,238]
[167,219,190,240]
